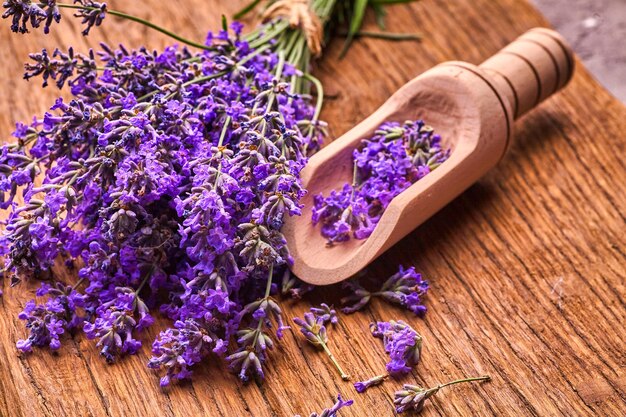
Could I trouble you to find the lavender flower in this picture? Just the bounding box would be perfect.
[73,0,107,35]
[1,21,325,383]
[149,318,223,387]
[354,374,387,393]
[310,303,338,325]
[2,0,48,33]
[371,320,422,377]
[294,311,350,380]
[312,120,449,244]
[16,282,84,352]
[226,266,289,383]
[342,265,429,316]
[295,394,353,417]
[394,376,491,414]
[2,0,424,388]
[24,47,97,88]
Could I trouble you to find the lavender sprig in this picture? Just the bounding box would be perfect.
[226,265,289,383]
[294,309,350,381]
[342,266,429,316]
[354,374,388,393]
[371,320,423,377]
[2,0,215,49]
[394,375,491,414]
[295,393,353,417]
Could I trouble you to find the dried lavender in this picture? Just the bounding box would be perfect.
[394,375,491,413]
[353,374,387,393]
[0,16,325,385]
[312,120,449,244]
[310,302,338,324]
[294,307,349,380]
[1,0,426,389]
[16,281,84,351]
[342,266,429,316]
[371,320,423,377]
[295,393,353,417]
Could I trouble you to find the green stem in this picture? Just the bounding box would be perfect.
[71,277,86,291]
[349,160,358,201]
[233,0,262,20]
[438,375,491,389]
[251,264,275,348]
[247,20,290,49]
[319,338,350,381]
[54,3,214,51]
[213,116,232,187]
[339,30,422,41]
[263,51,286,117]
[135,265,155,295]
[301,73,324,122]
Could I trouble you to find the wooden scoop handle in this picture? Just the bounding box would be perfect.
[479,28,574,120]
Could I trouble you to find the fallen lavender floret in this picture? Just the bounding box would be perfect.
[394,376,491,414]
[370,320,422,377]
[342,266,429,316]
[354,374,387,393]
[295,393,353,417]
[312,120,449,244]
[294,310,350,381]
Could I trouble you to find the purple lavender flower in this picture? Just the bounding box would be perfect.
[149,318,223,387]
[2,0,47,33]
[1,4,336,385]
[225,266,290,383]
[371,320,422,377]
[354,374,387,393]
[16,282,84,352]
[295,394,353,417]
[313,120,449,244]
[73,0,107,35]
[294,311,350,381]
[342,265,429,316]
[310,303,338,325]
[24,47,97,88]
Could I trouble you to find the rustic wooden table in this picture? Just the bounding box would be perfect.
[0,1,624,416]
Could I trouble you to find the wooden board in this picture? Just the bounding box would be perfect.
[0,1,624,416]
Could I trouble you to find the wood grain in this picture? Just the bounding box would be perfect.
[0,1,624,416]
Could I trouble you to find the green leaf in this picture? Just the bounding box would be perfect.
[371,3,387,30]
[222,14,228,32]
[340,0,368,58]
[233,0,262,20]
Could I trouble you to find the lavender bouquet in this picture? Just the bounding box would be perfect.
[0,0,421,387]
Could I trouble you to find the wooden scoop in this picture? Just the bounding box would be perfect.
[283,28,574,285]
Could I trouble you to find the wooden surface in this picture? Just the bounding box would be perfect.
[0,1,625,416]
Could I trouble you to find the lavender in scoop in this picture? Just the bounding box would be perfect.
[311,120,449,244]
